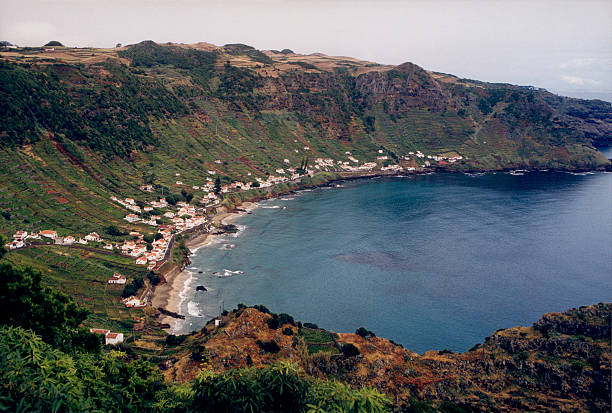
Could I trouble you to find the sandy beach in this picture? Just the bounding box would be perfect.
[152,201,258,332]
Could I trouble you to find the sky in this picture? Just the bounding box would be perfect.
[2,0,611,101]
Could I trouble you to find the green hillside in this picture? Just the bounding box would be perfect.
[0,40,610,336]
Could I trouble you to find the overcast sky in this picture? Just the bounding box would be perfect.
[2,0,611,101]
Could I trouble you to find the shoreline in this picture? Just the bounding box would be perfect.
[153,202,258,332]
[152,168,610,333]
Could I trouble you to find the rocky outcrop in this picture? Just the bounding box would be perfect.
[167,303,610,412]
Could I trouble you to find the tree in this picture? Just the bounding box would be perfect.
[122,276,144,298]
[44,40,64,47]
[0,235,6,260]
[0,326,178,412]
[166,194,178,205]
[214,176,222,194]
[0,262,98,352]
[106,225,127,236]
[147,271,161,286]
[355,327,376,338]
[341,343,360,357]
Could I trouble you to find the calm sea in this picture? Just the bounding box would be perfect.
[179,167,612,353]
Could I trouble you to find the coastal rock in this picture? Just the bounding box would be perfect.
[196,285,207,292]
[157,307,185,320]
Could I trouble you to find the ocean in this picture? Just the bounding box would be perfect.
[177,168,612,353]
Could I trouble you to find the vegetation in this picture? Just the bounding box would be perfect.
[0,256,395,412]
[0,59,187,155]
[192,361,391,413]
[356,327,376,338]
[44,40,64,47]
[0,262,99,353]
[0,41,609,412]
[122,275,144,298]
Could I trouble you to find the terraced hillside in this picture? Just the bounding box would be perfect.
[1,40,611,337]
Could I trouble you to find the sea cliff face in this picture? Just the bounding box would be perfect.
[164,303,610,412]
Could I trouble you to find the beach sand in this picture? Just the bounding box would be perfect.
[152,201,258,332]
[152,268,192,332]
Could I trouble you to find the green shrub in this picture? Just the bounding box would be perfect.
[122,276,144,298]
[147,271,161,286]
[165,334,186,346]
[267,318,280,330]
[257,339,281,354]
[0,262,97,353]
[253,304,270,314]
[106,225,127,236]
[341,343,360,357]
[355,327,376,338]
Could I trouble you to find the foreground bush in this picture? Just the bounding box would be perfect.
[0,326,178,412]
[192,361,391,413]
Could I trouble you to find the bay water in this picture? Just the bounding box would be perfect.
[178,169,611,353]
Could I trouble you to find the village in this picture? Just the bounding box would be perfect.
[6,147,464,255]
[4,149,463,345]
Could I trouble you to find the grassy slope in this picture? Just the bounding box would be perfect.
[0,41,610,343]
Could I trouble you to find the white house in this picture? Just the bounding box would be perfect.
[108,273,126,284]
[135,256,147,265]
[85,232,101,242]
[27,232,41,240]
[13,231,27,241]
[124,214,140,223]
[105,332,124,345]
[103,244,114,250]
[89,328,124,345]
[9,240,24,250]
[131,246,146,257]
[40,230,57,240]
[123,296,144,308]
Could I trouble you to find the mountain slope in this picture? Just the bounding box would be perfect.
[0,40,610,342]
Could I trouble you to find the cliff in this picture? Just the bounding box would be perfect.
[163,303,611,412]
